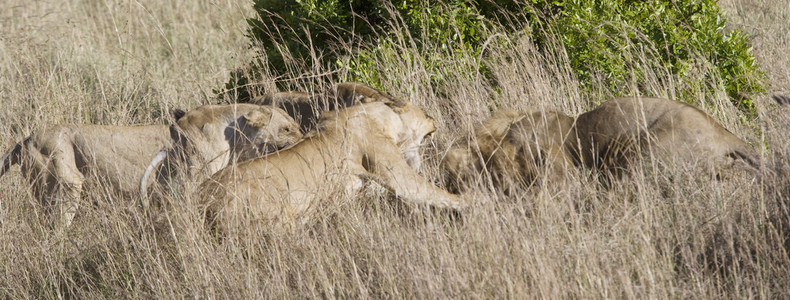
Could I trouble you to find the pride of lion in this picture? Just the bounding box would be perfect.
[2,104,302,227]
[0,81,762,234]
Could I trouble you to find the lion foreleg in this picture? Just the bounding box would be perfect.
[363,149,467,210]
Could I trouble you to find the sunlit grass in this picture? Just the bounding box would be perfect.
[1,0,789,297]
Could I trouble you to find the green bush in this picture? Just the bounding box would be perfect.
[525,0,764,111]
[227,0,764,112]
[223,0,491,100]
[246,0,385,77]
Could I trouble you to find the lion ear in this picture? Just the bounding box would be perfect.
[383,98,407,108]
[172,109,187,121]
[241,109,272,127]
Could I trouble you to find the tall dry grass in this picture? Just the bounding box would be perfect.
[2,0,790,298]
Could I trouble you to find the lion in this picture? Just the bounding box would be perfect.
[332,81,398,104]
[442,109,576,193]
[1,103,302,228]
[571,97,759,177]
[250,91,319,133]
[198,100,467,235]
[250,82,428,171]
[250,82,400,134]
[442,97,758,192]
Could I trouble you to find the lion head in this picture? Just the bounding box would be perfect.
[442,109,576,193]
[173,104,302,166]
[384,100,438,171]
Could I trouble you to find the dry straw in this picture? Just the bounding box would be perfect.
[1,0,789,298]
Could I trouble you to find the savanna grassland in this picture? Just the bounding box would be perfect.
[2,0,790,298]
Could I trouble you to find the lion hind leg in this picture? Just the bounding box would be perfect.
[48,147,84,228]
[597,135,640,178]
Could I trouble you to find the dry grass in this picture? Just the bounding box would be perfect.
[2,0,790,298]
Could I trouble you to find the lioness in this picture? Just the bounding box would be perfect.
[250,91,318,133]
[442,109,576,193]
[251,82,427,171]
[572,97,759,176]
[199,100,466,234]
[442,97,758,192]
[251,82,400,133]
[333,81,398,104]
[1,104,302,227]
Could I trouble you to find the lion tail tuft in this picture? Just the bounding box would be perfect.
[772,94,790,106]
[1,142,23,177]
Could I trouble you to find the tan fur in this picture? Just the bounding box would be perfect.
[442,109,576,193]
[251,82,400,133]
[199,101,465,235]
[442,97,758,192]
[571,97,759,176]
[333,81,398,104]
[250,91,319,133]
[2,104,302,228]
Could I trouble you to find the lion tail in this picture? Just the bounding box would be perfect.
[140,149,168,210]
[1,142,23,178]
[725,134,762,172]
[731,147,760,170]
